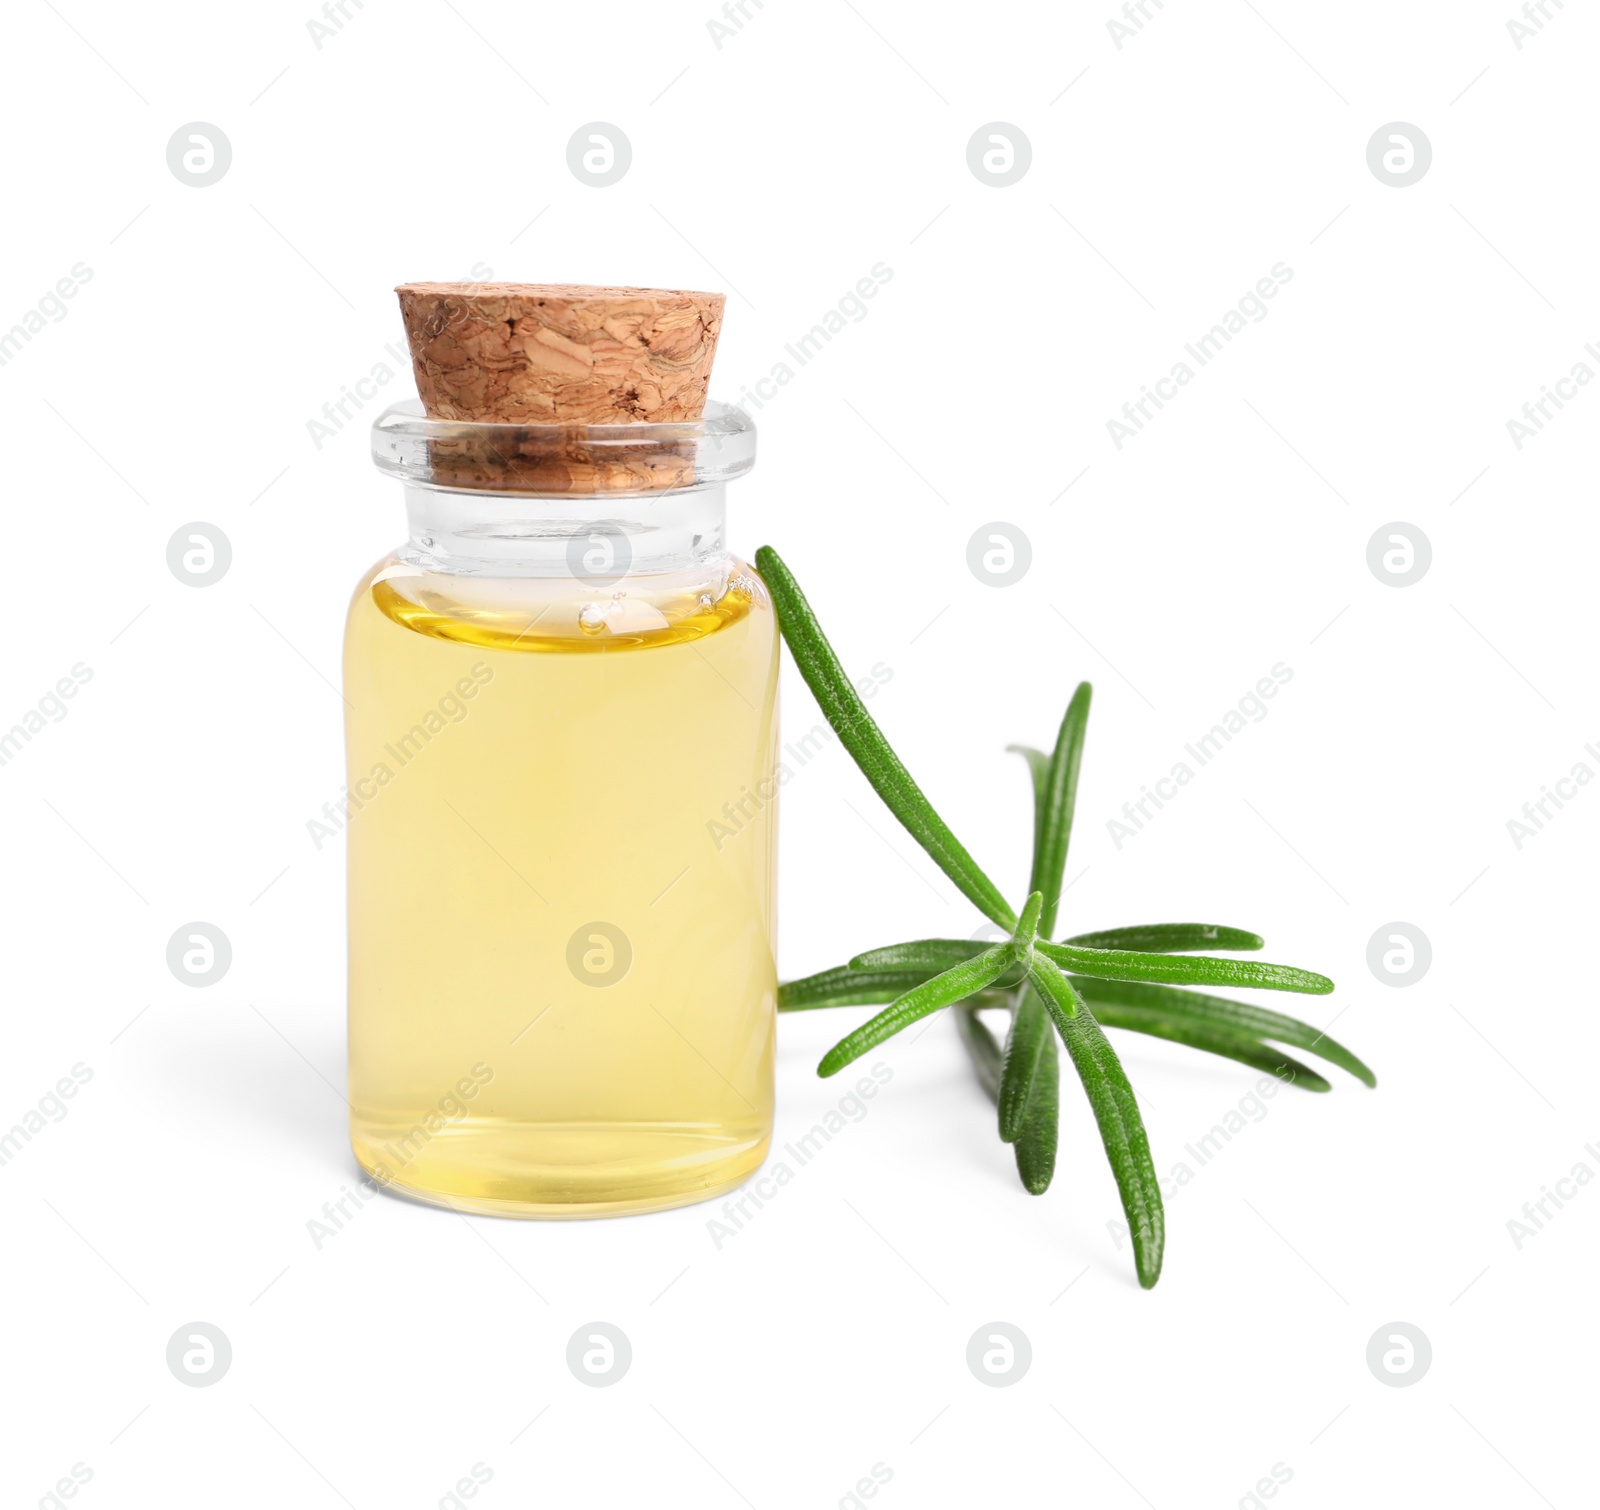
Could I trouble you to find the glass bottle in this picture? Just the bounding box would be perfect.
[344,398,777,1216]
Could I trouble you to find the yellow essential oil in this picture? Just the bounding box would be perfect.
[346,379,776,1216]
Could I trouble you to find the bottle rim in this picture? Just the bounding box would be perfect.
[371,399,756,497]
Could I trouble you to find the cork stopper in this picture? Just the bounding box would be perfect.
[396,282,724,424]
[394,283,725,493]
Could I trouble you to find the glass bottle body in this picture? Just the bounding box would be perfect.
[344,404,776,1216]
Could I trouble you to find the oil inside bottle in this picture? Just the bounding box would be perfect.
[344,559,778,1216]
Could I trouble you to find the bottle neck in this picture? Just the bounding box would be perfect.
[398,480,730,579]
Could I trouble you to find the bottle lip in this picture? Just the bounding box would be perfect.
[370,398,756,497]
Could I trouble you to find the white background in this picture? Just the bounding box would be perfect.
[2,2,1596,1506]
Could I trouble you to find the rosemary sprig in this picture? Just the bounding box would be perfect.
[757,545,1376,1290]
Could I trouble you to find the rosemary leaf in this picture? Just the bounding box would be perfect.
[1008,743,1049,863]
[1007,744,1049,811]
[1089,1002,1332,1092]
[959,1001,1060,1194]
[1015,889,1045,945]
[998,985,1051,1143]
[1070,976,1376,1087]
[1031,956,1165,1289]
[1031,682,1092,938]
[1014,1026,1060,1194]
[1063,923,1265,954]
[849,938,985,971]
[756,546,1016,930]
[956,1003,1002,1100]
[778,966,936,1012]
[817,946,1013,1077]
[1039,941,1333,996]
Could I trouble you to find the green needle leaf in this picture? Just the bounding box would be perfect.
[850,936,1029,989]
[958,1000,1059,1195]
[1039,941,1333,996]
[817,946,1012,1078]
[1091,1003,1332,1092]
[756,546,1016,930]
[849,939,986,972]
[956,1003,1002,1100]
[1031,683,1092,938]
[1008,743,1049,864]
[998,985,1051,1143]
[1014,1028,1060,1195]
[1071,976,1376,1087]
[1064,923,1265,954]
[778,965,937,1012]
[1007,744,1049,810]
[1031,956,1164,1289]
[1014,890,1044,947]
